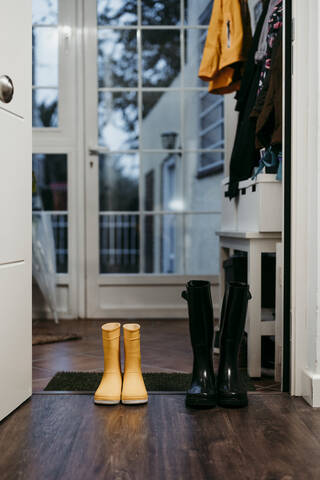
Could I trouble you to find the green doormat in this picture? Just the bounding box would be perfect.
[44,371,256,392]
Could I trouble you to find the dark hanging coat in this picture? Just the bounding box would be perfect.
[227,1,270,199]
[251,28,283,148]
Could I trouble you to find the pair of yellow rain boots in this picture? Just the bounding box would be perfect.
[94,322,148,405]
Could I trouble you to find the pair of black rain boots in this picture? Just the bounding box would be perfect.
[182,280,251,409]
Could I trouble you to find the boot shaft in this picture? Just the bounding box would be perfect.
[220,282,250,349]
[101,322,121,373]
[182,280,214,348]
[123,323,142,373]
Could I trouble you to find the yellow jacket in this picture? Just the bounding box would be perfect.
[198,0,252,94]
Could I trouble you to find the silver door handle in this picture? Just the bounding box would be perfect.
[0,75,14,103]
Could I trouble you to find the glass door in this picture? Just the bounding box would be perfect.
[83,0,225,317]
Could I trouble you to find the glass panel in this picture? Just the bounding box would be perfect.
[52,213,68,273]
[184,214,220,274]
[100,214,140,273]
[98,91,138,149]
[98,30,138,88]
[32,0,58,25]
[99,154,139,211]
[32,212,68,274]
[32,89,58,127]
[142,153,223,212]
[197,151,224,176]
[97,0,137,26]
[32,153,68,274]
[182,90,224,150]
[144,213,220,274]
[32,27,58,87]
[187,0,211,25]
[32,154,67,211]
[141,0,181,25]
[142,153,180,212]
[184,29,209,87]
[199,91,224,149]
[142,91,181,148]
[142,30,180,87]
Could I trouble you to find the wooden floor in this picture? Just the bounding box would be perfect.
[32,319,194,391]
[1,393,320,479]
[32,319,280,392]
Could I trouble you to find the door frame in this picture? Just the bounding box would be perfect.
[290,0,320,405]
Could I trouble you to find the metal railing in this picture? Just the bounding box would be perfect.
[99,214,140,273]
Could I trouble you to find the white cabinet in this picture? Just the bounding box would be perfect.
[0,0,32,421]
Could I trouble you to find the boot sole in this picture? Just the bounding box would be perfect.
[94,399,120,405]
[218,397,248,408]
[186,395,217,408]
[121,399,148,405]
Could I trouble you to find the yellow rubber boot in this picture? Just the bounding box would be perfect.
[121,324,148,405]
[94,323,122,405]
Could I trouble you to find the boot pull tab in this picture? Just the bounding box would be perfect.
[181,290,188,301]
[248,289,252,300]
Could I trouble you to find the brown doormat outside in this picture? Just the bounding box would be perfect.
[44,371,259,392]
[32,334,82,346]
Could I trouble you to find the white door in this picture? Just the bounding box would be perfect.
[0,0,32,421]
[83,0,223,318]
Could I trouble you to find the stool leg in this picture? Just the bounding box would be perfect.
[247,242,262,378]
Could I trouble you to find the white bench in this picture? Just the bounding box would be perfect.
[217,231,282,378]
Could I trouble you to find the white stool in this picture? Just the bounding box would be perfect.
[217,231,282,378]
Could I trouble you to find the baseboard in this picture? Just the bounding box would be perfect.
[302,369,320,407]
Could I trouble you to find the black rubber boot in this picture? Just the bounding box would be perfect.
[182,280,216,408]
[217,281,251,408]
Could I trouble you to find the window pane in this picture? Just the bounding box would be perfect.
[100,214,140,273]
[32,27,58,87]
[184,214,220,274]
[32,153,68,274]
[144,213,220,274]
[52,214,68,273]
[98,91,138,149]
[184,28,209,87]
[98,30,138,88]
[142,30,180,87]
[199,91,224,150]
[32,89,58,127]
[142,91,181,149]
[188,1,211,25]
[97,0,137,26]
[142,0,181,25]
[99,154,139,211]
[32,0,58,25]
[32,212,68,274]
[182,90,224,152]
[142,153,223,212]
[32,154,67,211]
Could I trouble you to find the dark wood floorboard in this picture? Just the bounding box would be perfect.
[0,394,319,480]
